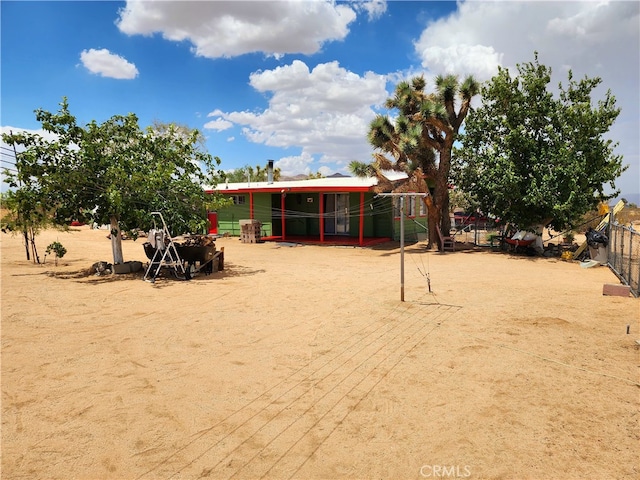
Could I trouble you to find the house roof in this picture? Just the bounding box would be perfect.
[205,174,407,194]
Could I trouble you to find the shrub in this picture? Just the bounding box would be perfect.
[45,241,67,266]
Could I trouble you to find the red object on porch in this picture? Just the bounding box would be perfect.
[207,212,218,235]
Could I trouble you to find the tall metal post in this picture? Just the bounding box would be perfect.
[375,192,426,303]
[400,196,405,302]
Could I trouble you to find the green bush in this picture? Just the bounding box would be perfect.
[45,241,67,266]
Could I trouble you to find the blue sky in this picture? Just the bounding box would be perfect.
[1,1,638,199]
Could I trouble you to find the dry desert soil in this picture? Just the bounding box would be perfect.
[1,226,638,480]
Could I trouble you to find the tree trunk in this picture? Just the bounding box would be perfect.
[440,193,451,236]
[110,215,124,264]
[23,229,30,261]
[423,196,440,249]
[433,139,455,250]
[29,228,40,264]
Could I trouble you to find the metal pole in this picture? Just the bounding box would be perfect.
[400,196,405,302]
[375,193,426,303]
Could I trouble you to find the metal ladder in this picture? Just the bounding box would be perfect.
[143,212,187,282]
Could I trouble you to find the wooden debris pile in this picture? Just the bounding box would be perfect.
[177,234,216,247]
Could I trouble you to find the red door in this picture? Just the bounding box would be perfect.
[207,212,218,235]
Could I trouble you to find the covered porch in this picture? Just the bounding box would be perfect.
[210,176,397,247]
[260,234,392,247]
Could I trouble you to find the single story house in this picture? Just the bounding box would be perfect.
[205,174,428,246]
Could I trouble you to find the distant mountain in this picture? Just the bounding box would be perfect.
[326,173,350,178]
[279,174,309,181]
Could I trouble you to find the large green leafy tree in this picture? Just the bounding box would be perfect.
[2,98,222,264]
[357,74,478,249]
[454,54,625,231]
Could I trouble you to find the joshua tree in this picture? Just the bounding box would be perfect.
[359,74,479,249]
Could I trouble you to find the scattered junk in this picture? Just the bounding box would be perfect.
[90,261,112,276]
[143,213,186,282]
[142,212,224,282]
[585,227,609,264]
[602,283,631,297]
[239,219,262,243]
[113,260,142,274]
[504,230,538,254]
[90,260,141,276]
[572,199,624,261]
[174,234,224,276]
[580,259,600,269]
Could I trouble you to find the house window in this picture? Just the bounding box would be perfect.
[409,197,416,217]
[232,195,246,205]
[394,197,417,218]
[419,197,427,216]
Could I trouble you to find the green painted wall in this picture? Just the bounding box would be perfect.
[215,194,273,236]
[283,192,320,236]
[215,191,397,239]
[393,216,428,242]
[253,194,273,236]
[353,193,394,238]
[216,200,249,236]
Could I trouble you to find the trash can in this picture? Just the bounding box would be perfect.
[585,228,608,265]
[588,245,608,264]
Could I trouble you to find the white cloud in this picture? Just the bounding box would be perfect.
[116,0,357,58]
[414,1,638,80]
[353,0,387,21]
[317,165,334,177]
[275,153,316,177]
[206,60,388,170]
[418,44,502,81]
[203,118,233,132]
[79,48,138,79]
[414,1,639,195]
[2,126,62,151]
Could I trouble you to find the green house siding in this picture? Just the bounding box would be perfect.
[215,193,272,236]
[354,193,393,238]
[217,201,250,236]
[393,216,428,242]
[282,192,320,236]
[215,191,396,240]
[214,190,429,243]
[253,194,273,236]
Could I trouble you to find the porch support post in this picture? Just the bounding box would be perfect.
[319,193,324,243]
[359,192,364,246]
[281,193,286,241]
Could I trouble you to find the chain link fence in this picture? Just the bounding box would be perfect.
[608,222,639,297]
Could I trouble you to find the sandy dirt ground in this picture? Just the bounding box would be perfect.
[1,226,638,480]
